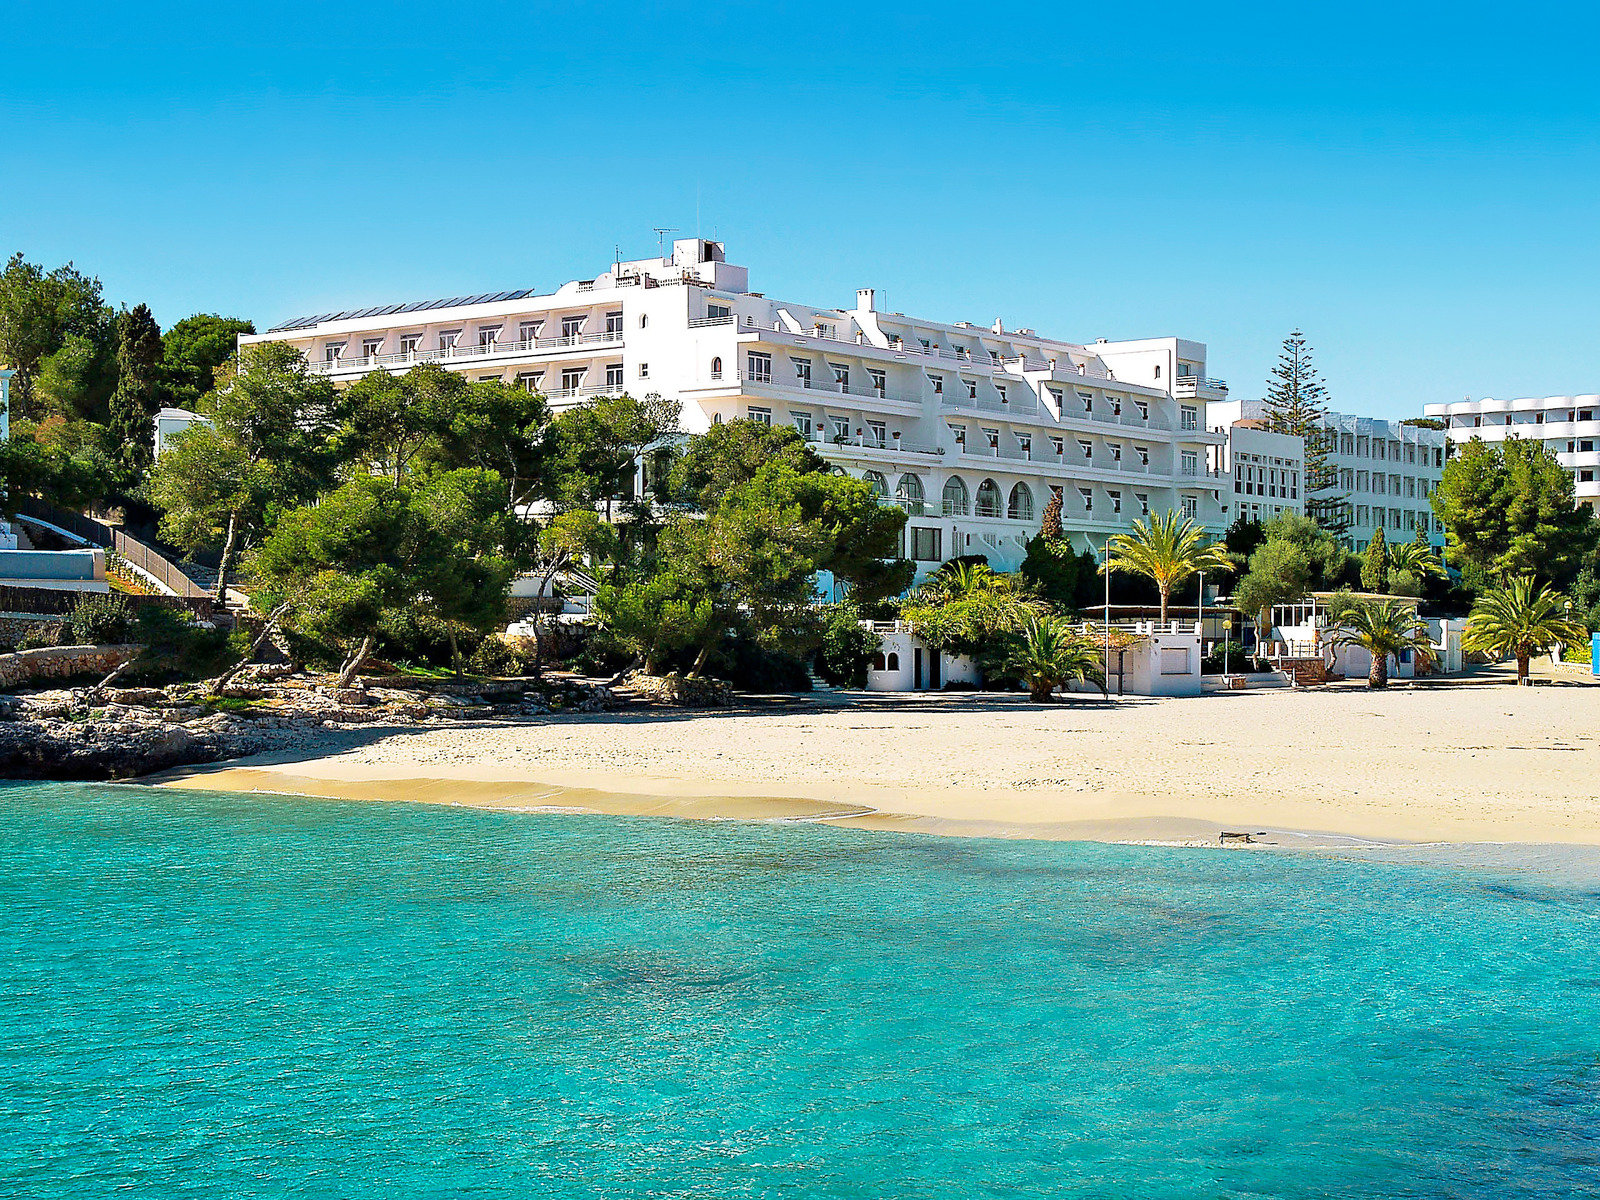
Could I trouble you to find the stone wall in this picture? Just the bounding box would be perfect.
[0,644,140,689]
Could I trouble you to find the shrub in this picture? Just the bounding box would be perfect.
[16,622,65,651]
[814,605,878,688]
[1201,640,1250,674]
[126,606,231,683]
[467,635,521,677]
[68,594,137,645]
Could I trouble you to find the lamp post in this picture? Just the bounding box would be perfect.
[1103,537,1113,699]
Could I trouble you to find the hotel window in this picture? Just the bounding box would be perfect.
[560,367,585,392]
[1181,496,1198,519]
[710,356,723,380]
[911,527,942,562]
[605,311,623,334]
[324,342,345,362]
[949,423,966,447]
[792,358,812,384]
[831,363,850,387]
[747,353,772,383]
[792,412,814,438]
[1181,451,1199,476]
[1180,405,1198,431]
[890,335,904,350]
[1050,436,1064,457]
[867,420,887,447]
[989,349,1000,364]
[707,303,730,321]
[869,369,886,396]
[928,374,944,394]
[1109,443,1123,463]
[638,363,649,379]
[966,379,978,400]
[1078,440,1093,460]
[995,384,1007,404]
[560,315,585,339]
[1407,445,1417,464]
[1017,434,1032,457]
[1405,477,1416,498]
[1134,400,1148,421]
[831,416,850,442]
[478,325,502,348]
[983,427,1000,452]
[515,371,544,393]
[399,334,421,356]
[1046,387,1064,409]
[605,363,624,389]
[1079,391,1093,413]
[1135,445,1149,466]
[1110,397,1122,416]
[439,330,461,351]
[519,321,542,344]
[361,337,384,359]
[815,322,836,340]
[1374,441,1386,460]
[1110,489,1122,514]
[478,375,502,384]
[1078,487,1094,512]
[1135,492,1149,516]
[639,314,649,328]
[919,338,931,352]
[747,406,772,426]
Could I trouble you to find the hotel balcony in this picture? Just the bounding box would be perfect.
[307,329,625,375]
[1173,376,1229,402]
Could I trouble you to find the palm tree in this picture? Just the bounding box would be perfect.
[1103,510,1233,623]
[1321,595,1436,688]
[1008,615,1106,702]
[903,564,1045,650]
[1463,575,1588,685]
[1387,539,1446,581]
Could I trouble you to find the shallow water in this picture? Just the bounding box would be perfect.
[3,782,1598,1198]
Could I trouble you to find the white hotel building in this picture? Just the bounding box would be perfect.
[243,239,1228,573]
[1208,399,1447,548]
[1423,394,1600,513]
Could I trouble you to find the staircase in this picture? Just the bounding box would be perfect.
[1277,657,1335,688]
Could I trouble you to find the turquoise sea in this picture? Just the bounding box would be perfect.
[2,783,1599,1198]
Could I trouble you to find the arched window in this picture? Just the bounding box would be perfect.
[975,478,1002,518]
[710,356,722,379]
[1154,363,1161,379]
[942,475,970,516]
[640,314,649,328]
[886,652,900,671]
[1008,482,1034,521]
[861,470,889,497]
[896,473,925,514]
[872,652,887,671]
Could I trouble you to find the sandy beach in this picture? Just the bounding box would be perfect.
[154,664,1600,848]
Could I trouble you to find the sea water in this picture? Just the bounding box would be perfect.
[2,783,1598,1199]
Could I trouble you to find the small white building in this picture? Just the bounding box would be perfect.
[153,407,210,457]
[864,621,979,691]
[1269,593,1461,680]
[1207,416,1305,526]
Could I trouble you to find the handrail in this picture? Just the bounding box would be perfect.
[14,498,210,599]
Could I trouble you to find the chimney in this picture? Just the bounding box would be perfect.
[992,318,1004,334]
[856,288,876,312]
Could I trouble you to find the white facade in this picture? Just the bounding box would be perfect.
[154,407,209,457]
[863,622,978,691]
[1210,400,1446,548]
[1206,418,1305,526]
[1423,395,1600,513]
[244,240,1229,574]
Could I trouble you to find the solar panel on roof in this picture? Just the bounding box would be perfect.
[266,286,542,333]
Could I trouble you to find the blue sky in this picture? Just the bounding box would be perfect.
[4,1,1598,417]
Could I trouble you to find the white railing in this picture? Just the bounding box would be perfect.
[688,315,735,328]
[308,330,624,372]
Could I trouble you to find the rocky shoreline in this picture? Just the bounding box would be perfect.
[0,666,619,781]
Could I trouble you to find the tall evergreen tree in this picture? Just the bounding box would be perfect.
[1360,527,1389,592]
[1262,330,1347,536]
[107,304,164,482]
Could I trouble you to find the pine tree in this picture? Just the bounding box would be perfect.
[1039,489,1063,540]
[1262,330,1347,536]
[1360,526,1389,593]
[107,303,164,483]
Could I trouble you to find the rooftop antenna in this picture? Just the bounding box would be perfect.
[653,227,679,260]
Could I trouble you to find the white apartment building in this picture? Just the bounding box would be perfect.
[1206,417,1305,526]
[1423,394,1600,513]
[1209,399,1446,548]
[243,239,1228,573]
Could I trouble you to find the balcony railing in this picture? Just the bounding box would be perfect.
[688,314,735,329]
[308,330,624,373]
[1173,376,1229,397]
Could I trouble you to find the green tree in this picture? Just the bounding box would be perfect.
[161,314,255,409]
[1231,512,1350,633]
[902,563,1046,658]
[0,254,111,418]
[251,471,512,686]
[1261,330,1346,534]
[1038,489,1064,540]
[669,418,828,510]
[426,376,552,516]
[1360,527,1389,592]
[546,392,681,518]
[1322,594,1435,689]
[1431,436,1596,587]
[148,341,339,603]
[335,362,464,483]
[813,603,880,688]
[107,304,164,482]
[1103,510,1233,623]
[592,570,714,676]
[1007,615,1106,702]
[33,331,118,425]
[1462,575,1588,685]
